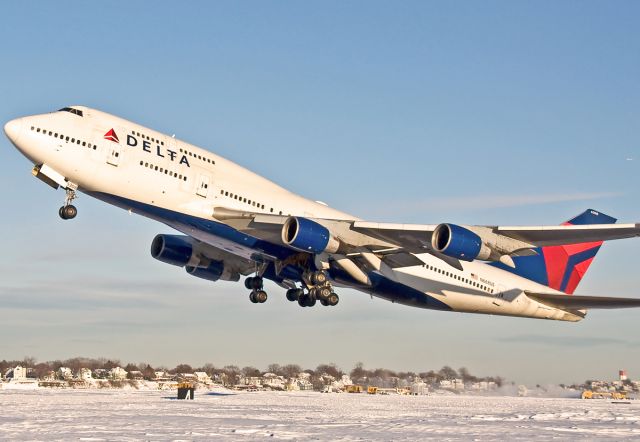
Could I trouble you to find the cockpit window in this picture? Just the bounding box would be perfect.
[58,107,84,117]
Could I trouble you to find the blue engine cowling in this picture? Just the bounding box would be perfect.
[281,217,338,254]
[431,224,482,261]
[186,261,224,282]
[150,234,193,267]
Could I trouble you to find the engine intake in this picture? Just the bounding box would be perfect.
[432,224,491,261]
[150,234,193,267]
[282,217,339,254]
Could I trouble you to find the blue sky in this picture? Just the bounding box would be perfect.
[1,1,639,384]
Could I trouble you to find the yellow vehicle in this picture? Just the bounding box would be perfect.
[346,385,363,393]
[367,386,378,394]
[581,390,627,400]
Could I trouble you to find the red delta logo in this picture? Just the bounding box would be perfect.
[104,128,119,143]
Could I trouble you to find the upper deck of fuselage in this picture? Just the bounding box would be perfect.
[9,105,357,221]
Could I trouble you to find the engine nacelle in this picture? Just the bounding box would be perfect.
[150,234,193,267]
[431,224,491,261]
[186,261,224,282]
[281,217,340,254]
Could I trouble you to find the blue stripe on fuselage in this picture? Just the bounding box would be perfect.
[89,192,452,311]
[87,192,298,261]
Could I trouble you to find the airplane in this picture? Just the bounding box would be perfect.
[5,105,640,322]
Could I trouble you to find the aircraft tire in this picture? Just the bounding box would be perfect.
[318,287,331,300]
[256,290,268,303]
[286,289,299,302]
[249,291,258,303]
[62,205,77,219]
[311,271,327,285]
[250,276,263,290]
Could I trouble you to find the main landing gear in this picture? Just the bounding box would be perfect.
[244,270,340,308]
[59,188,78,220]
[286,271,339,308]
[245,276,268,304]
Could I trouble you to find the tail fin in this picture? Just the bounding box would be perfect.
[491,209,616,294]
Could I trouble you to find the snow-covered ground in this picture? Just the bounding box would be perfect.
[1,389,639,440]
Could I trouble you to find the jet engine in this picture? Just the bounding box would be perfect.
[150,234,193,266]
[281,217,339,254]
[431,223,492,261]
[185,261,225,282]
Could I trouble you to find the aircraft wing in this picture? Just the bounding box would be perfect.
[213,208,640,268]
[526,291,640,310]
[495,223,640,246]
[352,221,640,251]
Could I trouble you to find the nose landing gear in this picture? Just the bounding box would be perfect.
[59,187,78,220]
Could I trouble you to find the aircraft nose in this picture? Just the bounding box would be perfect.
[4,118,23,144]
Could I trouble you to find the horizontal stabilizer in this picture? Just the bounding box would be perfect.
[526,291,640,310]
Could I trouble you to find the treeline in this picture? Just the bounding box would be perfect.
[0,357,503,388]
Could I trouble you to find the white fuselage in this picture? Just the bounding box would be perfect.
[5,107,579,322]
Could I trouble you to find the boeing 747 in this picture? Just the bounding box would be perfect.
[5,106,640,321]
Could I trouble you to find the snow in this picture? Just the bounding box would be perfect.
[1,389,639,440]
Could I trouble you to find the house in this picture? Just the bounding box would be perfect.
[109,367,128,381]
[410,379,428,395]
[194,372,212,384]
[154,371,171,381]
[262,373,286,390]
[296,378,314,391]
[129,370,144,380]
[77,368,92,381]
[58,367,73,380]
[42,371,57,382]
[7,366,28,380]
[240,376,262,387]
[93,369,108,379]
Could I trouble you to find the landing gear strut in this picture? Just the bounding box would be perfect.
[59,188,78,220]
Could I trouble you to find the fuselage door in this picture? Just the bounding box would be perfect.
[106,144,121,166]
[196,174,210,197]
[104,128,123,167]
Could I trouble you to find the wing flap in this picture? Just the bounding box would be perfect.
[526,291,640,310]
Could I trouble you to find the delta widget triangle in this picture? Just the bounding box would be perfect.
[104,128,119,143]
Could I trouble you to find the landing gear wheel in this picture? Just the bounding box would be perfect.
[311,271,327,285]
[249,291,258,303]
[244,278,254,290]
[327,293,339,306]
[59,205,77,220]
[255,290,268,303]
[320,299,328,306]
[250,276,263,290]
[317,287,332,301]
[286,289,299,302]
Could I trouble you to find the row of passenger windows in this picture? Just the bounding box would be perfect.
[179,147,215,165]
[219,189,286,215]
[31,126,96,150]
[132,130,164,146]
[139,160,188,181]
[423,264,494,294]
